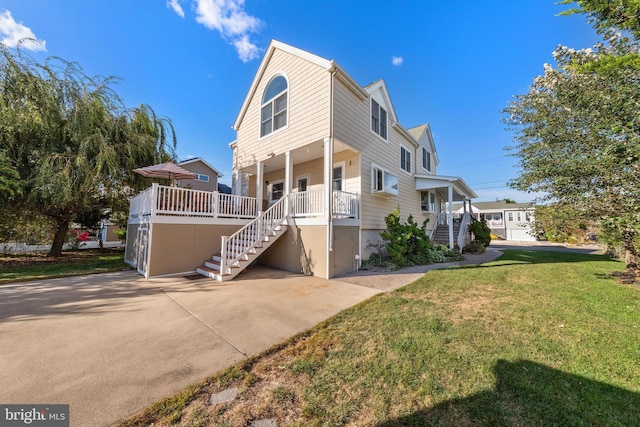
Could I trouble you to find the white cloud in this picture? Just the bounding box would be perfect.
[0,10,46,51]
[233,34,259,62]
[167,0,185,18]
[391,56,403,66]
[168,0,263,62]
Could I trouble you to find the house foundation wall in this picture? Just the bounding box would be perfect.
[361,229,385,260]
[330,225,359,277]
[259,224,328,278]
[260,224,359,278]
[147,223,244,277]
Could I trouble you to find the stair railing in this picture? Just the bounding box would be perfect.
[430,212,446,240]
[219,196,287,275]
[456,211,472,252]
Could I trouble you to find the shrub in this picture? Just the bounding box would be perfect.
[463,240,486,254]
[468,218,491,247]
[380,207,433,267]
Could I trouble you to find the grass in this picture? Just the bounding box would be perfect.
[0,248,131,284]
[119,249,640,426]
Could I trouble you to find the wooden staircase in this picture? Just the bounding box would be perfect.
[196,197,288,281]
[431,223,461,246]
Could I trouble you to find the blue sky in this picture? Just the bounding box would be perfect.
[1,1,599,202]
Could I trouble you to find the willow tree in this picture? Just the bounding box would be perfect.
[0,47,176,256]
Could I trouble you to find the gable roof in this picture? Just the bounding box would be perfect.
[364,79,399,125]
[407,123,439,166]
[178,157,223,177]
[232,39,367,130]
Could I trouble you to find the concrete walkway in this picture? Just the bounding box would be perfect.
[0,268,380,426]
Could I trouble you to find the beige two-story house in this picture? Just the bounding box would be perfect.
[125,40,476,280]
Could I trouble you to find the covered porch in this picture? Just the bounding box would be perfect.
[415,174,478,249]
[232,137,360,223]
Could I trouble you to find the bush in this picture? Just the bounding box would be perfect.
[468,218,491,247]
[463,240,486,254]
[380,207,433,267]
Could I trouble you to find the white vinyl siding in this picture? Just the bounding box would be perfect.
[334,78,425,230]
[235,50,330,169]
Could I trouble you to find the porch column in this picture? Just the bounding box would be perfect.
[448,185,454,248]
[256,161,263,212]
[285,151,292,216]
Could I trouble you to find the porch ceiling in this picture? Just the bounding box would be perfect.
[241,139,356,175]
[415,174,478,201]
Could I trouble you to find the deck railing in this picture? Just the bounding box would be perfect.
[289,189,358,218]
[129,184,358,221]
[129,183,258,220]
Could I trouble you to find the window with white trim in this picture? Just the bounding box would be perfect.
[270,180,284,203]
[420,191,436,212]
[333,164,344,191]
[371,99,387,139]
[372,165,398,196]
[195,173,209,182]
[261,75,288,137]
[422,147,431,172]
[400,146,411,173]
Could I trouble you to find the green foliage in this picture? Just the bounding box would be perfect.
[463,239,486,254]
[532,204,596,243]
[503,11,640,267]
[468,218,491,248]
[559,0,640,39]
[380,207,436,267]
[0,46,177,256]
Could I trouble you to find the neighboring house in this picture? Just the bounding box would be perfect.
[125,40,476,280]
[178,157,223,193]
[453,201,536,241]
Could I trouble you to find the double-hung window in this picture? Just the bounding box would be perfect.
[400,146,411,173]
[371,99,387,139]
[420,191,436,212]
[422,147,431,172]
[261,75,288,137]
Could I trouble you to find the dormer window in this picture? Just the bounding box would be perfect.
[371,99,387,139]
[261,75,288,137]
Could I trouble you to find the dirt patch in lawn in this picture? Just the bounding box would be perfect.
[0,248,123,268]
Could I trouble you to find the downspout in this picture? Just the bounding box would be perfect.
[327,66,336,279]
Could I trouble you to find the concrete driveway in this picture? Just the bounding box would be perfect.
[0,267,380,426]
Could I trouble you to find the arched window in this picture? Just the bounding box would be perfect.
[261,75,288,137]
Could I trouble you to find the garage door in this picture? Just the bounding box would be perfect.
[508,228,536,241]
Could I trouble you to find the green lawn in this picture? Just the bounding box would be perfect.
[120,250,640,426]
[0,248,131,284]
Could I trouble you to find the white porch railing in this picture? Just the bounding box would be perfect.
[219,196,287,275]
[289,189,358,218]
[290,189,324,217]
[457,211,472,251]
[128,183,258,220]
[129,184,358,222]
